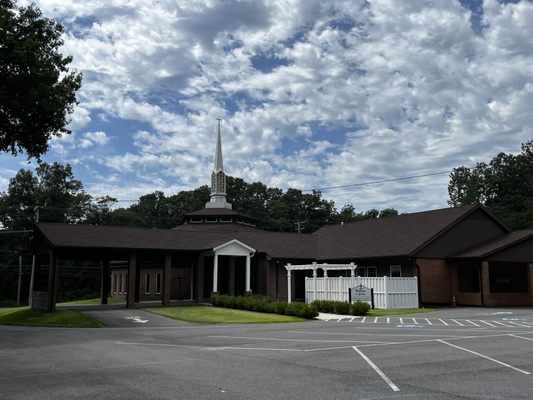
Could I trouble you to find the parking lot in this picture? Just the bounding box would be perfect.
[1,308,532,399]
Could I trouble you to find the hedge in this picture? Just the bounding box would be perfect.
[211,294,318,319]
[312,300,370,316]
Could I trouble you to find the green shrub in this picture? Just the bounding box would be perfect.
[210,294,317,319]
[351,301,370,316]
[312,300,353,315]
[311,300,336,313]
[285,303,318,319]
[333,301,351,315]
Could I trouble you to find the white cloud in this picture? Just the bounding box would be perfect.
[79,131,110,148]
[21,0,533,213]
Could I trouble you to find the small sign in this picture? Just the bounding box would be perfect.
[349,285,374,308]
[350,284,371,301]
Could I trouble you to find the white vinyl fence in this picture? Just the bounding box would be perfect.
[305,276,418,309]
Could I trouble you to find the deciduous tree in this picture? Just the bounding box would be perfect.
[0,0,82,158]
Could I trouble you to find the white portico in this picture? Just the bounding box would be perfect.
[212,239,256,294]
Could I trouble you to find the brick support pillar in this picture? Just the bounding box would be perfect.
[195,254,204,303]
[101,259,110,305]
[481,260,490,306]
[127,251,137,308]
[47,251,57,313]
[163,252,172,306]
[529,263,533,305]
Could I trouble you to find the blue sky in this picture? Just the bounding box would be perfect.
[1,0,532,213]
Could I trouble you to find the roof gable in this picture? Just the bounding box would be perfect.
[313,205,482,260]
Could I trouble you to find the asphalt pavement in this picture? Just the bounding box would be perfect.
[1,307,532,399]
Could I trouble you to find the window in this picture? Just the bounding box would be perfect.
[145,273,151,294]
[356,267,366,277]
[156,273,161,295]
[220,216,232,223]
[390,265,401,277]
[489,262,528,293]
[458,265,480,293]
[206,216,217,223]
[367,266,377,277]
[190,217,202,223]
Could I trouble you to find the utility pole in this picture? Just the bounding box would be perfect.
[294,220,307,234]
[17,255,22,306]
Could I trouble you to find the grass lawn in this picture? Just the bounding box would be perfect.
[146,305,305,324]
[366,308,437,317]
[57,297,125,305]
[0,306,103,328]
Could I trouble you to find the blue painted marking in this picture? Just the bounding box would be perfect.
[396,324,427,328]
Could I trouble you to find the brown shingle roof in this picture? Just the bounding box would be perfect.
[35,205,491,261]
[35,222,317,259]
[313,205,480,260]
[451,230,533,258]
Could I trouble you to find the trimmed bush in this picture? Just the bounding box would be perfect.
[311,300,336,313]
[312,300,352,315]
[210,294,317,319]
[333,301,351,315]
[351,301,370,316]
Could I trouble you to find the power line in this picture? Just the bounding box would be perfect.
[302,170,450,192]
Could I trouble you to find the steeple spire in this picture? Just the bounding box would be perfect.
[214,117,223,172]
[205,117,232,209]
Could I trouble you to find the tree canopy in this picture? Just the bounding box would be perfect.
[0,0,82,158]
[0,162,93,230]
[448,140,533,229]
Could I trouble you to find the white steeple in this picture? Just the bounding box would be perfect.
[205,117,232,209]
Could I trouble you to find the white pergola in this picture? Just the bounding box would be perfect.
[284,262,357,303]
[212,239,256,294]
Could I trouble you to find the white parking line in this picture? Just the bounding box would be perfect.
[439,318,449,326]
[491,321,513,327]
[479,320,497,327]
[208,335,389,344]
[451,319,464,326]
[509,334,533,342]
[437,340,530,375]
[352,346,400,392]
[505,322,531,328]
[373,317,378,323]
[465,320,481,327]
[387,317,390,324]
[412,318,417,324]
[362,317,367,323]
[425,318,432,325]
[399,318,404,324]
[349,317,355,322]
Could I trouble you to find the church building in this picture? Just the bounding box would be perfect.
[31,121,533,312]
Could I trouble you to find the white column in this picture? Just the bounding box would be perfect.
[350,262,356,287]
[213,254,218,293]
[287,264,292,303]
[383,275,388,309]
[245,255,251,293]
[324,268,329,302]
[313,267,318,302]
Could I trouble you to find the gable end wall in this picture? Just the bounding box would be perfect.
[415,209,507,259]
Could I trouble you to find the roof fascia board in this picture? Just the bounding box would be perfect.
[472,231,533,259]
[213,238,256,253]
